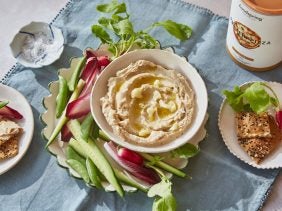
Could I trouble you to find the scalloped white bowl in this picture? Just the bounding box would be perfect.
[91,49,208,153]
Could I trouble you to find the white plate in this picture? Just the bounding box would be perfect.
[0,84,34,175]
[218,81,282,169]
[91,49,208,153]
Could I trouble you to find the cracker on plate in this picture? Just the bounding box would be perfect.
[236,112,271,139]
[0,119,23,145]
[238,115,282,164]
[0,136,19,160]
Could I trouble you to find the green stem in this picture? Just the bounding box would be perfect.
[140,153,186,178]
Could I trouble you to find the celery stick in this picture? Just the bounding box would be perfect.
[70,138,147,192]
[68,120,124,197]
[46,79,85,147]
[140,153,186,178]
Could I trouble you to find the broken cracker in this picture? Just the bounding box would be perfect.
[238,115,282,164]
[0,136,19,160]
[0,119,23,145]
[236,112,271,139]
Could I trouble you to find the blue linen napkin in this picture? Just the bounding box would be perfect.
[1,0,281,210]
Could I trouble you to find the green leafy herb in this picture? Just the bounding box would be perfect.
[0,101,9,109]
[171,143,199,159]
[223,82,279,114]
[92,0,192,58]
[147,166,177,211]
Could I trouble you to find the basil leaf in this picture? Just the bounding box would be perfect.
[92,25,112,43]
[0,101,9,109]
[171,143,199,159]
[153,20,192,41]
[152,193,177,211]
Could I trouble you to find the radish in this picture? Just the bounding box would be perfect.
[66,93,91,119]
[104,142,160,185]
[276,110,282,129]
[80,57,98,81]
[97,56,110,67]
[61,124,72,142]
[0,104,23,120]
[117,148,144,166]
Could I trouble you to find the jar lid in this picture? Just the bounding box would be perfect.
[243,0,282,15]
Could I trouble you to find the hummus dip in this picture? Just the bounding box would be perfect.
[101,60,194,146]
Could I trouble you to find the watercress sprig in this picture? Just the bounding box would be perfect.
[92,0,192,59]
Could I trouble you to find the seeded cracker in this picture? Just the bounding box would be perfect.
[236,112,271,139]
[0,136,19,160]
[238,116,282,164]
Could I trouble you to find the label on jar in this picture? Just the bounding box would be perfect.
[226,0,282,70]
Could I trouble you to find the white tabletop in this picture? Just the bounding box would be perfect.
[0,0,281,210]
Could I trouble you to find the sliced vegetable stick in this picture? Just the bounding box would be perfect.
[56,76,69,118]
[68,57,87,91]
[46,79,85,147]
[69,138,147,192]
[67,120,124,197]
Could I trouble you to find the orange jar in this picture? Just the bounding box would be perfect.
[226,0,282,71]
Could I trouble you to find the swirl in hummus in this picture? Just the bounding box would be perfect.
[101,60,194,146]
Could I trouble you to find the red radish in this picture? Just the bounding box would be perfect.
[118,148,144,165]
[61,124,72,142]
[80,68,99,97]
[104,142,160,185]
[80,57,98,81]
[0,105,23,119]
[85,49,96,58]
[97,56,110,67]
[276,110,282,129]
[66,93,91,119]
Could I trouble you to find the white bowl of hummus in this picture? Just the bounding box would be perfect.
[91,49,208,153]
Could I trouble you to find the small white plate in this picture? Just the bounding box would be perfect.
[91,49,208,153]
[219,81,282,169]
[0,84,34,175]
